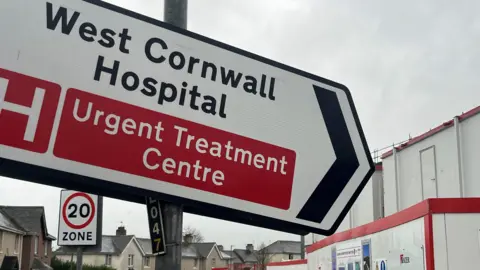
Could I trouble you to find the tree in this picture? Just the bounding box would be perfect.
[183,225,205,243]
[255,243,274,270]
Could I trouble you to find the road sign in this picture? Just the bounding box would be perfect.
[146,197,167,255]
[58,190,99,246]
[0,0,374,235]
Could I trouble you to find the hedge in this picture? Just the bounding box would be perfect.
[51,256,116,270]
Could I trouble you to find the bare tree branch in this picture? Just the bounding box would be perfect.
[183,225,205,243]
[254,243,275,270]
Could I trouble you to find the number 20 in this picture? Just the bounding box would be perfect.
[68,203,90,218]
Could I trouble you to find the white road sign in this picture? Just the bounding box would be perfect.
[58,190,98,246]
[0,0,374,235]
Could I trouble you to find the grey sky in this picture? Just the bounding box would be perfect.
[1,0,480,249]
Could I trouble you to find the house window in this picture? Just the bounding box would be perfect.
[105,255,112,266]
[212,258,216,266]
[144,257,150,267]
[44,240,48,256]
[128,254,134,267]
[34,236,39,255]
[0,231,3,252]
[14,235,20,254]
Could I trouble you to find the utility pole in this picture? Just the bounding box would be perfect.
[300,235,305,259]
[154,2,187,270]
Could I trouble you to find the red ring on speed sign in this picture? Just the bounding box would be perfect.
[62,192,96,229]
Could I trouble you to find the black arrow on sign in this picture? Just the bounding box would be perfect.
[296,85,360,224]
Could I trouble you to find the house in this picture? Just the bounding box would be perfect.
[136,237,231,270]
[229,244,259,270]
[221,249,242,270]
[136,238,155,269]
[259,241,301,262]
[221,242,302,270]
[181,234,228,270]
[54,226,146,270]
[215,245,232,267]
[0,206,57,270]
[0,210,25,269]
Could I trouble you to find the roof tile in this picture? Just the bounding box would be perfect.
[0,206,45,234]
[262,240,301,254]
[0,209,24,233]
[54,235,134,255]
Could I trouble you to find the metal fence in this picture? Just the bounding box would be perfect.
[370,139,410,164]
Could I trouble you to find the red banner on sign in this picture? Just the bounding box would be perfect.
[54,88,296,209]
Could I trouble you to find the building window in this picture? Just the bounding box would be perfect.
[128,254,134,267]
[212,258,216,266]
[34,236,39,255]
[0,231,3,252]
[144,257,150,267]
[44,240,48,256]
[105,255,112,266]
[14,235,20,254]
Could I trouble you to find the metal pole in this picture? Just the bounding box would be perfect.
[164,0,188,29]
[300,235,305,259]
[97,196,103,248]
[76,247,83,270]
[155,203,184,270]
[76,196,102,270]
[155,3,187,270]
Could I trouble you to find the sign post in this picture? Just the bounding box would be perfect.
[0,0,374,236]
[153,2,187,270]
[76,247,83,270]
[57,190,102,270]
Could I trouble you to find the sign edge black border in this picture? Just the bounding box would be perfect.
[0,0,375,236]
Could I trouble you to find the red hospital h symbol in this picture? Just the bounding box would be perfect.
[0,68,61,153]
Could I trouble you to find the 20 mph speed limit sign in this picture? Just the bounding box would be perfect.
[58,189,99,246]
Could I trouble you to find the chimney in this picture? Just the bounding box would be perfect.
[116,225,126,236]
[184,233,193,244]
[246,244,254,253]
[217,245,224,251]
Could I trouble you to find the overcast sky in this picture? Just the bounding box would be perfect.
[1,0,480,250]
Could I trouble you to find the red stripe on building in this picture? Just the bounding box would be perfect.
[424,214,435,270]
[267,259,307,266]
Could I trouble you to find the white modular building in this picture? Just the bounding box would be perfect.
[382,106,480,216]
